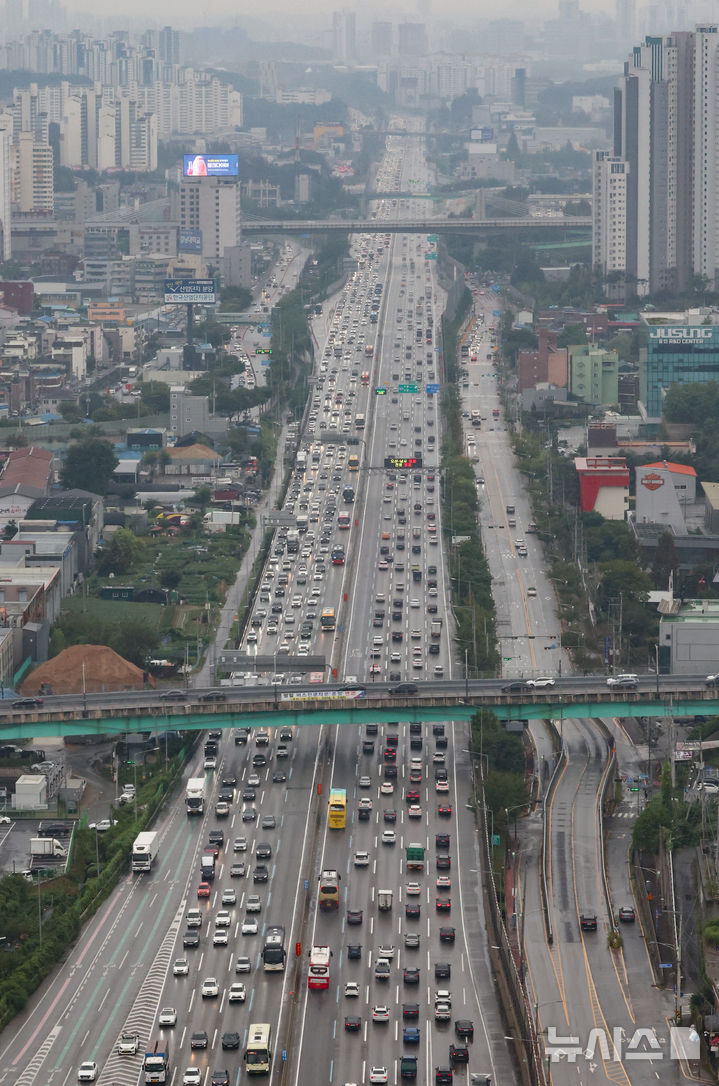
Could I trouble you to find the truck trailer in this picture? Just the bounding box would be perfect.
[185,778,205,815]
[132,831,159,873]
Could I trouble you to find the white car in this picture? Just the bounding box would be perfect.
[377,945,395,959]
[215,910,232,927]
[91,819,117,832]
[242,918,258,935]
[172,958,189,976]
[380,781,394,795]
[408,804,422,819]
[200,978,219,998]
[369,1068,388,1084]
[381,830,396,845]
[221,889,237,906]
[213,928,228,946]
[354,851,370,867]
[525,677,555,688]
[372,1005,390,1022]
[406,882,421,896]
[0,815,12,824]
[345,981,360,997]
[228,982,246,1002]
[183,1070,202,1086]
[203,757,217,770]
[158,1007,177,1026]
[436,780,449,793]
[77,1062,98,1082]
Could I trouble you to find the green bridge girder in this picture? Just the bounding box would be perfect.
[1,693,716,741]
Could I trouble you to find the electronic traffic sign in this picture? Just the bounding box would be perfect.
[375,386,388,395]
[384,456,423,469]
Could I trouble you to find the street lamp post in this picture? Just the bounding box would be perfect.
[505,803,525,842]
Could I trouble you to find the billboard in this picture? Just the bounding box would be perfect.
[88,304,126,323]
[183,154,239,177]
[164,279,216,305]
[178,228,202,254]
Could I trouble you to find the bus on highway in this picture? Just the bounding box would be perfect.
[308,945,331,990]
[320,608,336,631]
[348,454,359,471]
[244,1023,272,1075]
[318,869,340,910]
[328,788,347,829]
[262,926,286,973]
[355,413,365,430]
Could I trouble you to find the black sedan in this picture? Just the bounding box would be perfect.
[344,1016,362,1032]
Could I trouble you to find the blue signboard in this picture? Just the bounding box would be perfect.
[426,383,440,394]
[493,309,501,316]
[164,278,216,305]
[178,229,202,254]
[183,154,239,177]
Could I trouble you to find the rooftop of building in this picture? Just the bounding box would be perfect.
[0,446,53,492]
[702,482,719,510]
[642,461,697,477]
[575,456,629,473]
[659,598,719,621]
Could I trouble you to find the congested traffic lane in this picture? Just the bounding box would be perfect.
[0,723,323,1086]
[136,724,322,1086]
[297,719,499,1086]
[291,123,503,1086]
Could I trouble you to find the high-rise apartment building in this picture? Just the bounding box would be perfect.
[0,119,11,259]
[332,10,356,63]
[593,25,719,297]
[179,177,241,263]
[371,21,393,56]
[397,22,427,57]
[13,130,53,213]
[616,0,637,47]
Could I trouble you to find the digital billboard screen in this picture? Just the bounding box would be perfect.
[183,154,239,177]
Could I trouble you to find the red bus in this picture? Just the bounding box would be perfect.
[308,945,331,990]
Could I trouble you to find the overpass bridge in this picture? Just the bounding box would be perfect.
[240,216,591,236]
[0,675,715,741]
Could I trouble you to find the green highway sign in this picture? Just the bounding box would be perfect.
[398,383,419,393]
[424,252,438,260]
[426,234,439,242]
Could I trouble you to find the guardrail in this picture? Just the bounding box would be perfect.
[540,745,566,945]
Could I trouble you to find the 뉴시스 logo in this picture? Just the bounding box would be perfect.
[640,472,665,491]
[545,1026,700,1065]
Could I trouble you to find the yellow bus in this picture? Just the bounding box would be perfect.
[348,454,359,471]
[244,1023,272,1074]
[319,868,340,911]
[328,788,347,829]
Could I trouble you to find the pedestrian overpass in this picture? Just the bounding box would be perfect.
[0,679,715,741]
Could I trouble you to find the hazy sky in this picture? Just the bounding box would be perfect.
[68,0,619,29]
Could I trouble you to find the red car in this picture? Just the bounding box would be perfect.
[438,805,453,819]
[197,882,211,898]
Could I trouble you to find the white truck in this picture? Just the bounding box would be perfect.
[185,778,205,816]
[30,837,67,859]
[131,831,159,873]
[378,889,393,911]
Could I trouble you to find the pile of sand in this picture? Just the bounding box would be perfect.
[22,645,149,695]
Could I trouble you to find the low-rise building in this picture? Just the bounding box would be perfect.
[659,597,719,675]
[575,456,629,520]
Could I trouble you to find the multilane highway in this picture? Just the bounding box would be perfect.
[0,119,513,1086]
